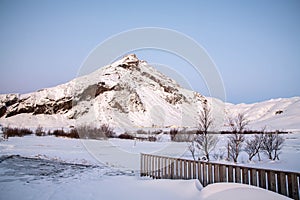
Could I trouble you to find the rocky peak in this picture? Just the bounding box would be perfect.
[0,54,206,128]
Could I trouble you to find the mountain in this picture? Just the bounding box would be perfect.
[0,54,212,129]
[0,54,299,132]
[226,97,300,132]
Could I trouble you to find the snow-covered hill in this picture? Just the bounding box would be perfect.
[0,54,208,129]
[226,97,300,131]
[0,54,299,131]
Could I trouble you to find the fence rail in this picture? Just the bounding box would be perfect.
[140,153,300,200]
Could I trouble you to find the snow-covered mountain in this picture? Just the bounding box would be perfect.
[0,54,209,129]
[0,54,299,131]
[226,97,300,132]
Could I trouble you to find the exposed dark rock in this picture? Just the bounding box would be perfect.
[141,71,178,94]
[0,104,6,118]
[165,93,187,105]
[4,94,19,107]
[275,110,283,115]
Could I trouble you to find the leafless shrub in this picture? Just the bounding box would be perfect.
[3,127,33,138]
[245,133,264,161]
[261,131,285,160]
[77,124,115,139]
[35,126,46,136]
[118,133,134,140]
[100,124,115,138]
[170,128,178,141]
[52,128,79,139]
[147,136,157,142]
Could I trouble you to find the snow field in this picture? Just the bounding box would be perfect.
[0,134,298,200]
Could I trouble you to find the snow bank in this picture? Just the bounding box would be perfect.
[200,183,290,200]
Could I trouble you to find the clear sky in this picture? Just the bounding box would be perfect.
[0,0,299,104]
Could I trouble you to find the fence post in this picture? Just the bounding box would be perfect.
[277,172,287,196]
[227,165,233,182]
[259,169,266,189]
[242,167,249,184]
[203,163,207,186]
[267,170,276,192]
[179,159,183,179]
[250,169,257,186]
[193,161,197,179]
[288,173,299,200]
[235,167,241,183]
[164,157,167,178]
[208,163,212,184]
[219,164,225,182]
[157,156,161,179]
[198,160,202,182]
[184,160,187,179]
[214,164,219,183]
[170,158,174,179]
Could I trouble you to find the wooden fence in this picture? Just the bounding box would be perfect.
[140,153,300,200]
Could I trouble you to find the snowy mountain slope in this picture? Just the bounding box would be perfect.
[0,54,299,131]
[226,97,300,131]
[0,54,209,129]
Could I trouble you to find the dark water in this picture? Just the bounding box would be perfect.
[0,155,134,183]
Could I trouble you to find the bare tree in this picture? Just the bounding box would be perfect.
[227,113,248,163]
[188,140,196,161]
[245,133,264,161]
[261,131,285,160]
[194,100,217,161]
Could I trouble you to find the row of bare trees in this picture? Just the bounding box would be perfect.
[245,129,285,161]
[188,100,285,163]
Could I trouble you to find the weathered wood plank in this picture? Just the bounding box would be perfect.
[187,160,191,179]
[267,170,276,192]
[250,169,257,186]
[184,160,187,180]
[198,161,202,182]
[208,163,212,184]
[235,167,241,183]
[193,161,197,179]
[242,167,249,184]
[288,173,299,200]
[277,172,287,196]
[157,157,161,179]
[203,163,207,186]
[259,170,266,189]
[228,165,233,182]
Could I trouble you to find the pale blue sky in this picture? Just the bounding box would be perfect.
[0,0,299,104]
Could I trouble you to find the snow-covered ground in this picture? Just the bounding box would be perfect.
[0,134,298,200]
